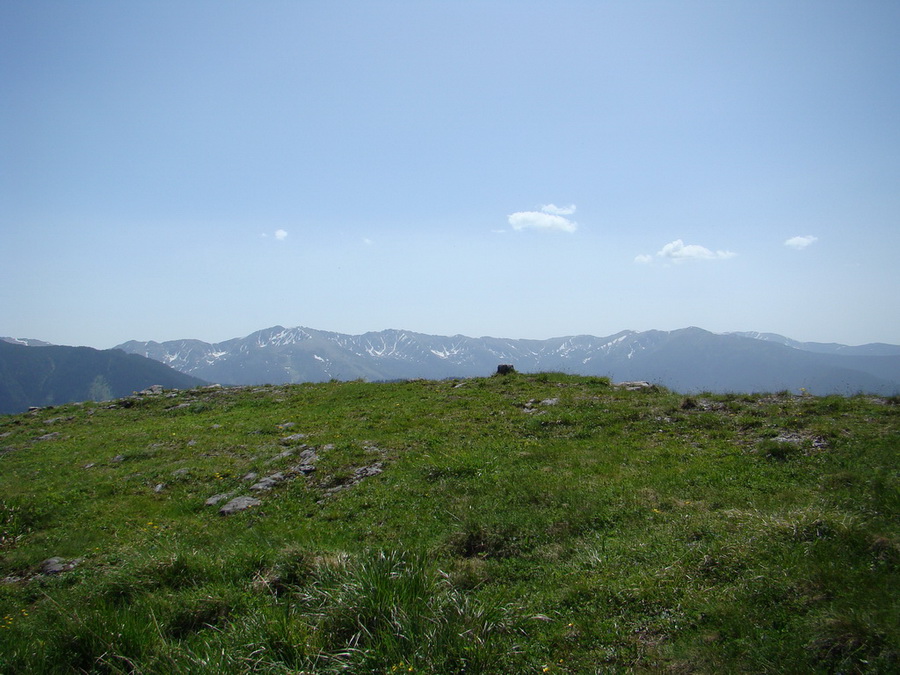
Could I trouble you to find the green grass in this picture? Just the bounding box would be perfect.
[0,373,897,673]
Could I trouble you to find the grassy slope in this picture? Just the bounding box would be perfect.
[0,373,897,673]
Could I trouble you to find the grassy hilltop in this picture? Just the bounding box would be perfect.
[1,373,897,673]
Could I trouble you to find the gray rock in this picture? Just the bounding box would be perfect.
[241,472,259,482]
[353,463,383,480]
[614,381,653,391]
[153,483,166,493]
[250,473,285,491]
[267,449,295,463]
[35,432,61,442]
[205,491,236,506]
[297,448,319,463]
[281,433,307,443]
[219,496,261,515]
[40,557,79,575]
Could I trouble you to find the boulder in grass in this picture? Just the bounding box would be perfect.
[218,496,261,515]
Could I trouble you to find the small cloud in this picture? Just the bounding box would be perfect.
[784,235,817,250]
[362,237,374,246]
[636,239,736,264]
[541,203,576,216]
[507,203,578,233]
[274,229,288,241]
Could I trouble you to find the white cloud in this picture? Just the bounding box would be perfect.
[274,229,288,241]
[507,204,578,233]
[541,203,576,216]
[636,239,736,264]
[362,237,374,246]
[784,235,818,250]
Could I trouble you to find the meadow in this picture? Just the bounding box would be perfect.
[1,373,897,673]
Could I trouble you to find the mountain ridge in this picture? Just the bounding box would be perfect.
[113,325,900,396]
[0,340,208,414]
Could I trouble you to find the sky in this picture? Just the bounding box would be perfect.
[2,1,899,348]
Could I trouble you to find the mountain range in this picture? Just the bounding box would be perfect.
[113,325,900,396]
[0,340,207,414]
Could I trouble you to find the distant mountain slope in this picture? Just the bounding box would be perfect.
[1,336,55,347]
[729,331,900,356]
[0,341,207,414]
[116,325,900,395]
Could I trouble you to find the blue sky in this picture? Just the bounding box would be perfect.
[2,1,899,348]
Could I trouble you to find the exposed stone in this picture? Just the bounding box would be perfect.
[205,491,237,506]
[267,448,295,463]
[297,448,319,463]
[281,433,307,443]
[614,381,653,391]
[34,432,61,442]
[353,463,383,480]
[40,557,80,575]
[250,473,285,491]
[219,496,261,515]
[242,472,259,482]
[153,483,166,493]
